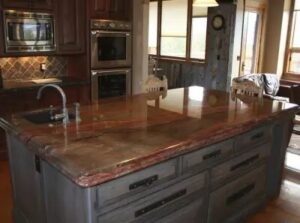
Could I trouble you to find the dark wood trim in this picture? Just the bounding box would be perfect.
[283,0,297,76]
[186,0,193,59]
[150,54,205,65]
[157,0,162,57]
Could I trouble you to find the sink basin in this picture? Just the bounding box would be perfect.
[22,109,75,124]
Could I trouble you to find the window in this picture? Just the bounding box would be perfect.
[286,0,300,74]
[148,0,208,61]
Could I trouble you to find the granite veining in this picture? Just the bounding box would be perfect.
[0,86,298,187]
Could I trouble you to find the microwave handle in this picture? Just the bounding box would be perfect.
[92,69,130,76]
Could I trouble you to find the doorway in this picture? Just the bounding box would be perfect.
[240,8,264,75]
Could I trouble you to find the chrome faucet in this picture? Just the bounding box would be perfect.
[37,84,69,125]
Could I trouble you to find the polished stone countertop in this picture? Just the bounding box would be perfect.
[0,76,90,93]
[0,86,298,187]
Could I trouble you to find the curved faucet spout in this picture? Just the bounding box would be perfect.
[37,84,69,125]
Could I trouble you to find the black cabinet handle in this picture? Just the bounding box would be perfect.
[129,175,158,190]
[230,154,259,171]
[135,189,187,217]
[251,132,264,141]
[226,183,255,205]
[203,150,222,161]
[35,155,41,173]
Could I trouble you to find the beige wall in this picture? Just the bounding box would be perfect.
[261,0,291,76]
[132,0,149,95]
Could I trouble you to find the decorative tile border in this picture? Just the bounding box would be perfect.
[0,56,67,80]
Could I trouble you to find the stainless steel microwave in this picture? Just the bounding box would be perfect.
[3,10,56,53]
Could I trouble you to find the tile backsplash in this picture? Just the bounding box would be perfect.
[0,56,67,80]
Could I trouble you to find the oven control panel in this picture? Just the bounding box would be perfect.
[91,19,131,31]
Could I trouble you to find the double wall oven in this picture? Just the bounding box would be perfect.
[91,19,132,101]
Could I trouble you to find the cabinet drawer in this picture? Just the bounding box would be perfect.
[96,158,177,207]
[97,172,206,223]
[155,198,205,223]
[183,139,234,172]
[208,165,267,223]
[236,126,271,150]
[211,143,271,184]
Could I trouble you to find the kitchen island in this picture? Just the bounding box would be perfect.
[0,86,297,223]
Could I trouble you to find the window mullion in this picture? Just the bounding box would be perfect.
[157,0,162,57]
[186,0,193,59]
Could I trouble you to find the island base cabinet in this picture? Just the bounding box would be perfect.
[6,135,46,223]
[97,172,206,223]
[155,198,205,223]
[208,164,267,223]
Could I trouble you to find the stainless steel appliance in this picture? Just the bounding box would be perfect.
[90,19,132,69]
[3,10,55,52]
[91,68,131,100]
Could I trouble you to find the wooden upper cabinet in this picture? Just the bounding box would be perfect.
[55,0,85,54]
[2,0,53,10]
[90,0,131,21]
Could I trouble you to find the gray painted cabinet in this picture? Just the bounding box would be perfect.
[7,118,291,223]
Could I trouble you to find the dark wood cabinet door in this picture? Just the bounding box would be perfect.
[90,0,131,20]
[109,0,131,20]
[2,0,53,10]
[90,0,110,19]
[55,0,86,54]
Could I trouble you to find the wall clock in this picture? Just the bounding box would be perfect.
[212,14,225,30]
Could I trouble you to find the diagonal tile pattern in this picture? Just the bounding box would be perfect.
[0,56,67,80]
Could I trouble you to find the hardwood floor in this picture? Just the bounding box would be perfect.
[1,160,300,223]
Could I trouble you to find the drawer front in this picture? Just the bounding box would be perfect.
[97,172,206,223]
[208,165,267,223]
[96,158,177,207]
[155,198,205,223]
[211,143,271,184]
[183,139,234,172]
[236,126,271,150]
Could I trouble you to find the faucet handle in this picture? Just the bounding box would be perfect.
[49,105,55,120]
[74,102,81,123]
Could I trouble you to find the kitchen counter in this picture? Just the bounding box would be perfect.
[0,86,297,188]
[0,76,90,93]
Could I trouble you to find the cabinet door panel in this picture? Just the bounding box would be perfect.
[90,0,110,18]
[2,0,53,10]
[208,165,267,223]
[56,0,85,54]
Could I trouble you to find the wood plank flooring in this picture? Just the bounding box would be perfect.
[1,160,300,223]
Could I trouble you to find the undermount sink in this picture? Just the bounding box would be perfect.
[22,109,75,124]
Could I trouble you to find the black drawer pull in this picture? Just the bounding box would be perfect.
[203,150,222,161]
[129,175,158,190]
[251,132,264,141]
[135,189,187,218]
[230,154,259,171]
[226,183,255,205]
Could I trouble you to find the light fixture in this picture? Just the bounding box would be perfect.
[193,0,219,7]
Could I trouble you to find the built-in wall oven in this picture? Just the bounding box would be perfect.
[3,10,55,52]
[91,69,131,100]
[90,19,132,69]
[91,19,132,101]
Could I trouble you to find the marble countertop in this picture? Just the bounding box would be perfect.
[0,86,298,187]
[0,76,90,93]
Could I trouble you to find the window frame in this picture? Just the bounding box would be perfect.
[283,0,300,80]
[149,0,207,64]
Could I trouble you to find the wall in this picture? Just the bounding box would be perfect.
[0,56,67,80]
[261,0,291,76]
[132,0,149,95]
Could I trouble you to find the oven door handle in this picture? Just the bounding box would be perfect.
[91,30,131,37]
[92,69,130,76]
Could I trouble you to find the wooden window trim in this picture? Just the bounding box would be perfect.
[151,0,207,63]
[283,0,300,80]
